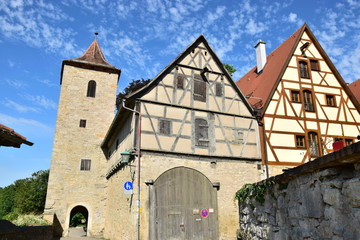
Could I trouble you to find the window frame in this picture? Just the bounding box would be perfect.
[310,59,320,71]
[303,90,315,112]
[87,80,97,98]
[326,94,336,107]
[79,119,86,128]
[308,132,320,157]
[295,135,306,148]
[195,118,209,147]
[80,159,91,171]
[290,90,301,103]
[215,82,223,97]
[176,74,184,89]
[159,119,172,135]
[193,74,206,102]
[299,61,310,79]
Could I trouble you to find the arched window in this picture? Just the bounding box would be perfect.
[303,90,315,112]
[87,80,96,98]
[308,132,320,157]
[299,61,309,78]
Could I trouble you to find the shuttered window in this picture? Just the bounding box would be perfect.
[215,82,223,97]
[310,60,320,71]
[177,74,184,89]
[193,74,206,102]
[80,159,91,171]
[195,118,209,147]
[159,119,171,135]
[87,80,96,97]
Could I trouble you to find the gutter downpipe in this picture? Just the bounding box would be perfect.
[122,100,142,240]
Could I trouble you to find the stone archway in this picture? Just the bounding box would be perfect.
[68,205,89,237]
[149,167,219,240]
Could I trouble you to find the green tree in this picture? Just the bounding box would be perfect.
[224,63,237,76]
[116,78,151,110]
[0,185,16,218]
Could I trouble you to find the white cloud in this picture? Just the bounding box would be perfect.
[6,79,27,89]
[245,19,267,35]
[2,98,39,113]
[8,60,15,67]
[37,79,57,87]
[24,95,57,110]
[288,13,297,22]
[0,113,53,134]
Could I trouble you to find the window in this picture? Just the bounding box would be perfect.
[295,135,305,148]
[79,119,86,128]
[345,139,353,146]
[215,82,223,97]
[291,90,300,102]
[310,60,320,71]
[235,130,244,142]
[299,61,310,78]
[326,95,336,107]
[193,74,206,102]
[195,118,209,147]
[87,80,96,97]
[159,119,171,135]
[177,74,184,89]
[303,90,315,112]
[308,132,320,157]
[80,159,91,171]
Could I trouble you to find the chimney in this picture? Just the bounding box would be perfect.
[254,41,266,73]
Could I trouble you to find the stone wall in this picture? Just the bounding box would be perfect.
[0,220,56,240]
[238,143,360,240]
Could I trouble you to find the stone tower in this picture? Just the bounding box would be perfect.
[44,40,120,237]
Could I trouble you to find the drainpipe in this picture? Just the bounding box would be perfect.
[122,100,142,240]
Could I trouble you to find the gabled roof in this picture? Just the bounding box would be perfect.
[101,35,254,149]
[61,40,120,84]
[348,79,360,104]
[236,23,360,116]
[126,35,253,113]
[0,124,33,148]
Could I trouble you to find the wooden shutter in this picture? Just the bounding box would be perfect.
[310,60,319,71]
[159,119,171,135]
[177,74,184,89]
[193,74,206,102]
[195,118,209,147]
[215,82,222,97]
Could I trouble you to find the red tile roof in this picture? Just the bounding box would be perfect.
[348,79,360,104]
[0,124,33,148]
[236,24,304,110]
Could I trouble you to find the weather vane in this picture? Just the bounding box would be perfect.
[94,32,99,40]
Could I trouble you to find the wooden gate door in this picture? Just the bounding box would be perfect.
[149,167,218,240]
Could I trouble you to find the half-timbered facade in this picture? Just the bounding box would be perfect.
[237,23,360,170]
[102,35,262,240]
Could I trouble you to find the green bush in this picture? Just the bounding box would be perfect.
[70,213,86,227]
[12,214,50,227]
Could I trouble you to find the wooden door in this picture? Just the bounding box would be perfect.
[149,167,218,240]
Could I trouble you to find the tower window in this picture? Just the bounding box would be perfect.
[326,95,336,107]
[303,90,315,112]
[308,132,320,157]
[310,60,320,71]
[79,119,86,128]
[291,90,300,102]
[80,159,91,171]
[193,74,206,102]
[299,61,310,78]
[87,80,96,98]
[195,118,209,147]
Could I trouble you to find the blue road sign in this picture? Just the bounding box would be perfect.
[201,209,209,218]
[124,181,133,190]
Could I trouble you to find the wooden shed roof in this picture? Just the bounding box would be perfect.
[0,124,33,148]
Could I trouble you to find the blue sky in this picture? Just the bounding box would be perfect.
[1,0,360,187]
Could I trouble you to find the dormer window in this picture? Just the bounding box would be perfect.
[299,61,310,79]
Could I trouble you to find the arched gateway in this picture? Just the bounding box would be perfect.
[149,167,219,240]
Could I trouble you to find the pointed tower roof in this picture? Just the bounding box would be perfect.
[61,40,120,84]
[348,78,360,104]
[236,23,360,115]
